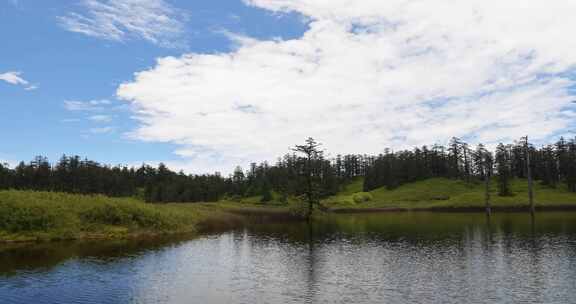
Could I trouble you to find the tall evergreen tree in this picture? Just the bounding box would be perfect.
[292,137,324,219]
[495,143,512,196]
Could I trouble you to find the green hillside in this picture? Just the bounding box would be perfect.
[324,178,576,210]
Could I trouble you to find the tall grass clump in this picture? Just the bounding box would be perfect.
[0,190,209,242]
[352,192,373,204]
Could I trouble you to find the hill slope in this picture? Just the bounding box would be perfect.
[324,178,576,210]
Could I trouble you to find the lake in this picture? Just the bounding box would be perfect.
[1,212,576,304]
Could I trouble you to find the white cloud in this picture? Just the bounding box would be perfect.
[63,100,122,134]
[64,99,112,111]
[89,126,115,134]
[0,71,38,91]
[0,71,36,90]
[61,118,82,123]
[0,71,27,85]
[118,0,576,173]
[89,114,113,122]
[59,0,187,48]
[0,157,17,169]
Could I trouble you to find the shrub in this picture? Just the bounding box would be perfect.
[80,202,179,230]
[0,200,78,232]
[288,197,310,218]
[352,192,373,204]
[0,190,204,241]
[431,195,450,201]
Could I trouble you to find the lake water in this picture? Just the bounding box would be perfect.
[1,212,576,304]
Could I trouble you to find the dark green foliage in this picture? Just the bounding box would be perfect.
[80,202,174,229]
[260,180,273,203]
[363,137,576,195]
[364,145,453,191]
[0,156,228,203]
[292,137,324,218]
[0,200,65,232]
[0,137,575,205]
[495,143,512,196]
[0,163,12,189]
[226,150,358,204]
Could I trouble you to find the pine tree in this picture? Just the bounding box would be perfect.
[448,137,464,179]
[292,137,324,220]
[260,179,273,203]
[495,143,512,196]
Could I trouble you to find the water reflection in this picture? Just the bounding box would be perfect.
[1,212,576,304]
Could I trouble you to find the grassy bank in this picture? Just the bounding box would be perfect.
[324,178,576,211]
[3,177,576,242]
[0,190,241,243]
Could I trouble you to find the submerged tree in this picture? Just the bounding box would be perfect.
[475,144,493,216]
[523,136,535,214]
[292,137,324,220]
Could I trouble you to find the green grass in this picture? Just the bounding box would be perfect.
[322,178,366,207]
[223,191,293,206]
[324,178,576,210]
[3,177,576,242]
[340,177,365,195]
[0,190,233,242]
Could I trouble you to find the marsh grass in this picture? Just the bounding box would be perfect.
[0,190,228,242]
[4,177,576,242]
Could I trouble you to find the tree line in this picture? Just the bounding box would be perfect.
[364,137,576,196]
[1,137,575,203]
[0,155,229,202]
[0,147,361,203]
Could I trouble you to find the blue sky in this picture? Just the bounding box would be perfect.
[0,0,306,168]
[1,0,575,173]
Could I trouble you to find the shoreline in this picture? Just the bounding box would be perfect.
[330,204,576,213]
[3,203,576,244]
[213,204,576,216]
[0,207,245,244]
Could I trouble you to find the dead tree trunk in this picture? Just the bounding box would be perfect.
[484,152,492,217]
[485,169,491,217]
[525,136,535,214]
[306,154,313,221]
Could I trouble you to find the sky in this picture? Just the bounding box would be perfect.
[1,0,575,173]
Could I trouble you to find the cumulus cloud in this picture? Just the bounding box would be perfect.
[118,0,576,173]
[0,71,36,90]
[59,0,187,48]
